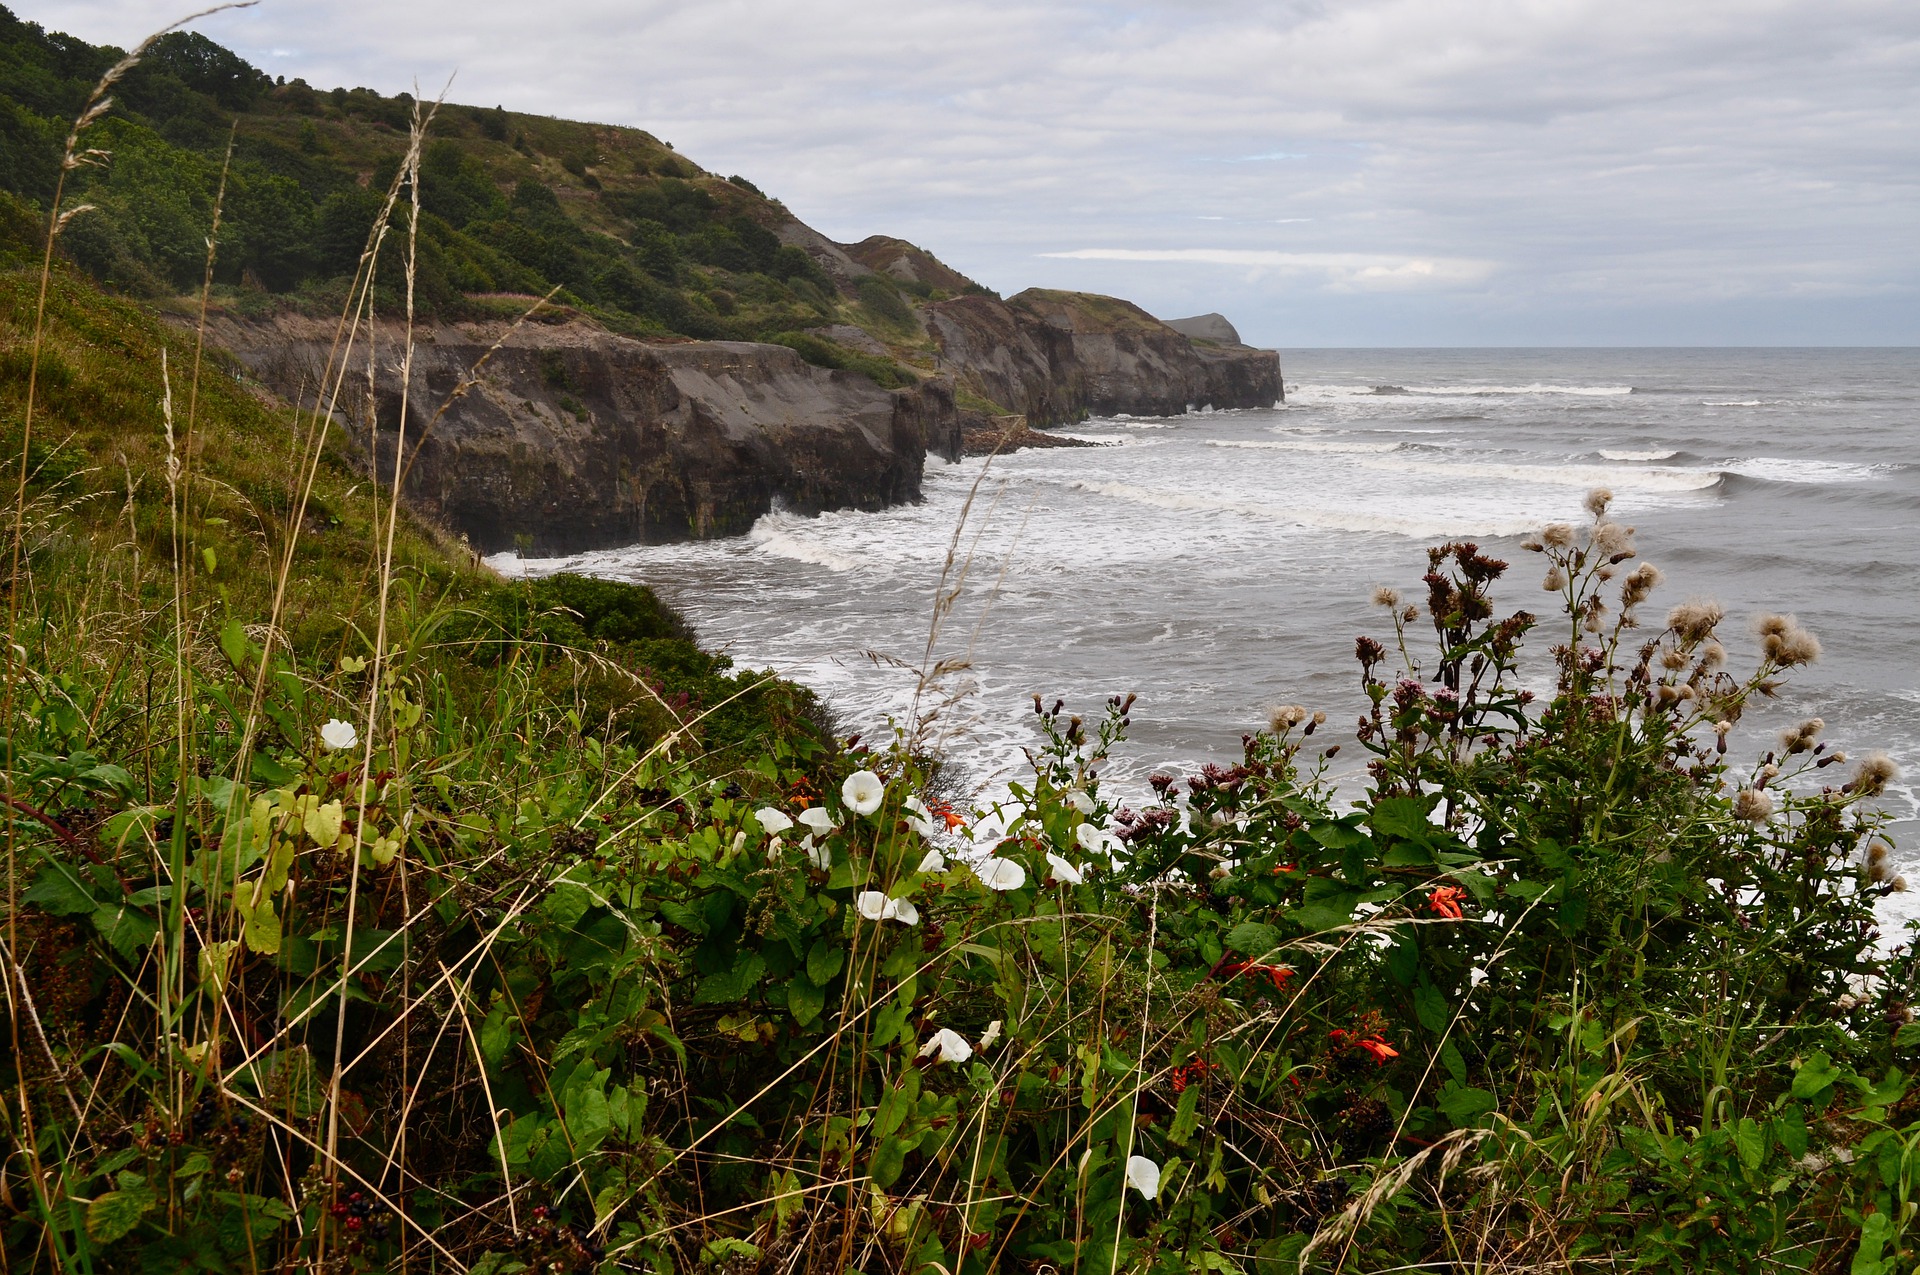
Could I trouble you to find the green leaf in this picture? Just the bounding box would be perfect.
[1225,922,1282,959]
[1895,1022,1920,1050]
[806,936,844,986]
[786,975,826,1026]
[1852,1210,1892,1275]
[1734,1117,1766,1171]
[568,1083,611,1152]
[1791,1051,1839,1101]
[219,617,251,670]
[1440,1040,1467,1084]
[1437,1084,1496,1127]
[239,897,282,955]
[869,1135,908,1189]
[695,951,766,1004]
[24,864,98,915]
[1414,982,1451,1033]
[86,1182,156,1244]
[1370,796,1437,842]
[480,1003,513,1066]
[1168,1081,1202,1146]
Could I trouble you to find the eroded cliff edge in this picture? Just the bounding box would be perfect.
[207,314,961,556]
[923,288,1281,427]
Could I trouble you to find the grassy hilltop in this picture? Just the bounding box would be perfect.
[0,11,1917,1275]
[0,6,976,387]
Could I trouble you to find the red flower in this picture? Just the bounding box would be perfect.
[1215,960,1294,992]
[1428,885,1467,920]
[1171,1059,1220,1093]
[1330,1027,1399,1065]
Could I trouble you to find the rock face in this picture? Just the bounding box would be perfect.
[1162,312,1242,345]
[926,289,1281,426]
[206,314,961,555]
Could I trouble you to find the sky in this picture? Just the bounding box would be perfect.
[25,0,1920,346]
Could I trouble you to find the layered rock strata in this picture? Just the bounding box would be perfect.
[207,315,961,555]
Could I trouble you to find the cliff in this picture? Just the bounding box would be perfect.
[924,288,1282,427]
[205,314,961,555]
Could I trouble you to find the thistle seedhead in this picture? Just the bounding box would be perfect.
[1543,566,1566,592]
[1756,613,1821,667]
[1268,704,1310,733]
[1592,521,1635,558]
[1732,788,1774,824]
[1620,562,1663,609]
[1848,753,1900,799]
[1371,586,1400,608]
[1542,523,1575,549]
[1584,488,1614,518]
[1666,599,1723,643]
[1780,718,1825,755]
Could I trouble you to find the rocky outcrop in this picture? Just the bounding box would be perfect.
[205,314,961,555]
[842,236,982,296]
[925,289,1281,426]
[1162,312,1242,345]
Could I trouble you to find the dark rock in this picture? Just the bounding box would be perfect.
[926,289,1281,426]
[1161,312,1242,345]
[205,314,961,556]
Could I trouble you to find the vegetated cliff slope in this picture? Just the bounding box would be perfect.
[206,312,959,556]
[3,7,1280,551]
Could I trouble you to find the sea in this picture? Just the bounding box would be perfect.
[495,348,1919,924]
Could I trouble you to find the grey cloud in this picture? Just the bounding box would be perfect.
[23,0,1920,343]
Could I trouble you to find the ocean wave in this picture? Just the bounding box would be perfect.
[1599,448,1679,461]
[1349,454,1722,492]
[1066,480,1539,538]
[1294,383,1634,399]
[748,512,863,572]
[1722,457,1883,485]
[1216,438,1404,454]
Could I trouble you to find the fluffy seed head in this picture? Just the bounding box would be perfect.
[1781,718,1825,755]
[1371,586,1400,608]
[1757,614,1821,667]
[1869,840,1891,867]
[1699,640,1727,671]
[1667,599,1724,643]
[1542,523,1575,549]
[1592,521,1635,557]
[1543,566,1567,592]
[1850,753,1900,798]
[1268,704,1309,733]
[1584,488,1614,518]
[1732,788,1774,823]
[1895,876,1910,893]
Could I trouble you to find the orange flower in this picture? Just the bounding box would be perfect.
[1355,1034,1399,1064]
[1215,960,1294,992]
[1428,885,1467,920]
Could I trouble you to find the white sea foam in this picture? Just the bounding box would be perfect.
[1723,457,1882,484]
[1349,454,1721,492]
[1212,439,1403,454]
[1294,383,1633,400]
[1599,448,1679,461]
[1067,479,1538,538]
[747,512,864,572]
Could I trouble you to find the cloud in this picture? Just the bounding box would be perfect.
[21,0,1920,344]
[1041,248,1498,290]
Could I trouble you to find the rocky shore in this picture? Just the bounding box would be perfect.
[206,287,1278,555]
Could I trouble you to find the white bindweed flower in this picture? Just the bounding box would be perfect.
[979,1019,1002,1048]
[974,857,1026,891]
[919,1027,973,1064]
[1045,852,1084,886]
[756,807,793,836]
[1076,823,1123,859]
[802,835,831,871]
[766,835,784,863]
[799,806,836,835]
[1125,1155,1161,1199]
[843,770,886,815]
[916,848,948,873]
[320,719,358,751]
[903,795,937,838]
[1065,789,1095,814]
[855,891,920,925]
